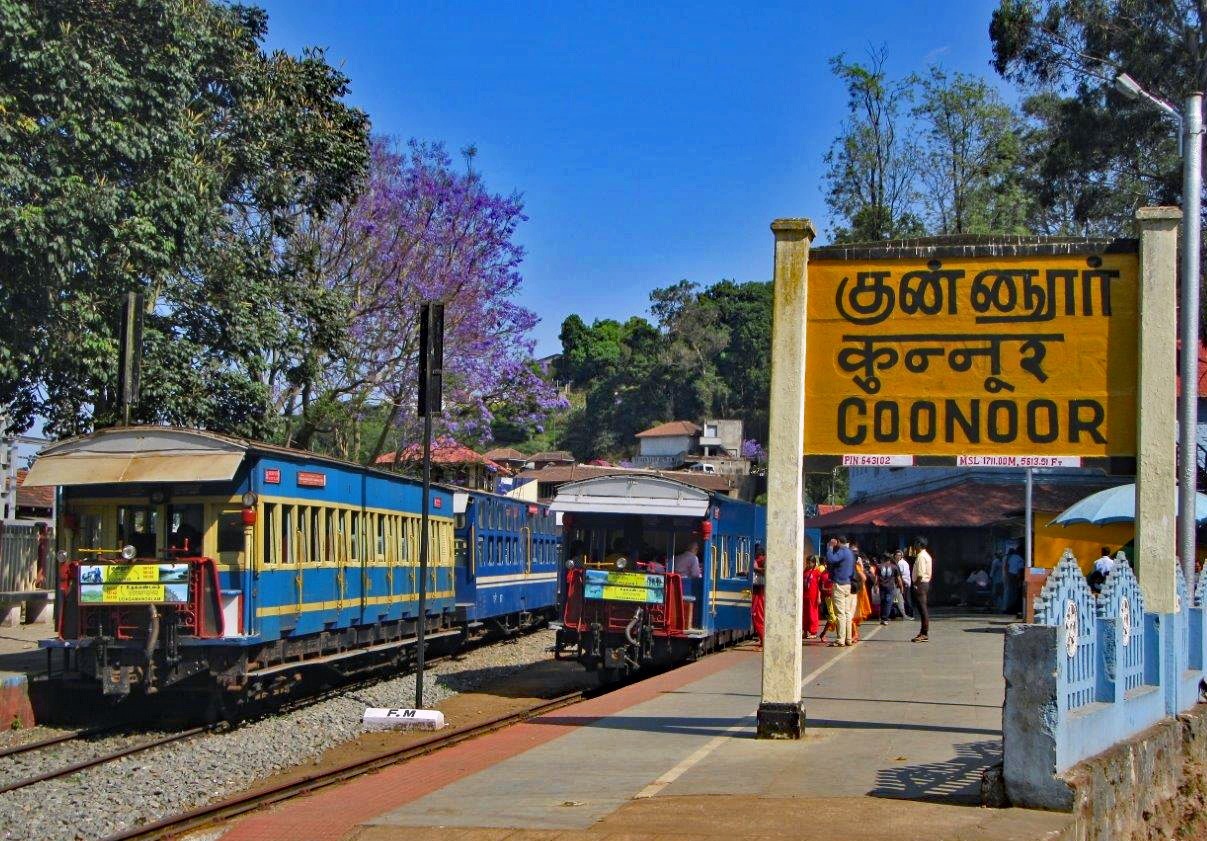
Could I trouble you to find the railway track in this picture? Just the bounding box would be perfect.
[0,726,212,795]
[98,688,590,841]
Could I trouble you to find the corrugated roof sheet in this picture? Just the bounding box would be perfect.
[807,479,1126,530]
[483,447,526,462]
[635,421,702,438]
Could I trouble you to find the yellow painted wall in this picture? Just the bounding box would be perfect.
[1033,511,1132,574]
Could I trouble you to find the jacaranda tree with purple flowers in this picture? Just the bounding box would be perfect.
[283,138,564,462]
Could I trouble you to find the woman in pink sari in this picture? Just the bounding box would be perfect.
[802,554,822,638]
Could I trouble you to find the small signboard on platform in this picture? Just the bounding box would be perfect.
[583,569,665,604]
[362,707,445,730]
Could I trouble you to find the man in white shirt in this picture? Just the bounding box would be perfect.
[896,549,913,618]
[1094,547,1115,577]
[912,536,933,642]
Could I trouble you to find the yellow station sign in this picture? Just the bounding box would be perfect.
[803,253,1138,457]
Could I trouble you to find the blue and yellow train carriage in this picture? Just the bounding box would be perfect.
[25,427,457,698]
[452,489,561,633]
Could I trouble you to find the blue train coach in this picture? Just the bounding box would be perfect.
[451,490,562,634]
[26,427,464,698]
[550,475,766,681]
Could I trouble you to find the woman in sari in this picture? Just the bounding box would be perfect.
[751,545,767,646]
[851,556,873,643]
[818,564,836,642]
[802,554,822,638]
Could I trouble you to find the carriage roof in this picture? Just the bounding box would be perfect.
[22,426,403,488]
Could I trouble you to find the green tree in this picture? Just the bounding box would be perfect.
[824,47,924,243]
[0,0,369,437]
[912,67,1033,234]
[989,0,1191,233]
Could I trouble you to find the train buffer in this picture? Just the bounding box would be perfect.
[217,614,1073,841]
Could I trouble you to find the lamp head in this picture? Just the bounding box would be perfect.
[1115,72,1143,100]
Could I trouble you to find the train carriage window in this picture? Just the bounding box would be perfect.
[262,503,278,564]
[325,509,336,561]
[311,506,322,564]
[350,512,359,560]
[376,514,385,558]
[216,509,245,559]
[118,505,159,558]
[735,538,751,577]
[78,511,105,551]
[282,506,293,564]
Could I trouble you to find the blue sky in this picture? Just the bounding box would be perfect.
[256,0,1005,355]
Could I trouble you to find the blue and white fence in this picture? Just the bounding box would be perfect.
[1003,550,1206,809]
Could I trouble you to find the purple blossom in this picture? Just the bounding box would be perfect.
[299,137,565,455]
[741,439,767,462]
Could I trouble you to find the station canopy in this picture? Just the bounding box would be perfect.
[550,475,710,518]
[22,427,248,486]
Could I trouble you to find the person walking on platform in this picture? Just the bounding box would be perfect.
[851,556,872,643]
[751,545,766,645]
[818,564,836,642]
[877,553,903,623]
[912,536,933,642]
[895,549,913,618]
[825,536,857,647]
[1004,542,1025,617]
[802,554,822,638]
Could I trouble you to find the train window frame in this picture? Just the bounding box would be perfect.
[375,513,386,559]
[216,507,246,562]
[350,511,359,561]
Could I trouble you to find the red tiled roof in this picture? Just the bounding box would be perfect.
[529,451,574,462]
[374,441,499,470]
[807,479,1125,530]
[483,447,525,462]
[15,468,54,510]
[815,503,843,516]
[636,421,701,438]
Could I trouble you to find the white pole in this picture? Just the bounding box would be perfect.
[1178,93,1203,591]
[1024,468,1033,571]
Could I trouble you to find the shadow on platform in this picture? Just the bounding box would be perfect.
[869,739,1000,805]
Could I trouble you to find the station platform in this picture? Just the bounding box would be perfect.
[0,620,50,727]
[217,615,1073,841]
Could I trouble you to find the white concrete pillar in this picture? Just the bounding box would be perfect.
[757,218,814,739]
[1135,206,1181,614]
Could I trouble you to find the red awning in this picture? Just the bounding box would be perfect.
[807,480,1125,530]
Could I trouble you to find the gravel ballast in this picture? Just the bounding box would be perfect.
[0,629,558,841]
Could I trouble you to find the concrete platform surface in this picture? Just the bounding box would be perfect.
[218,616,1072,841]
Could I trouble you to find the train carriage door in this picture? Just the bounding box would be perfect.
[280,505,301,632]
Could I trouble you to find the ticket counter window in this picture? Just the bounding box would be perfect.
[118,506,159,558]
[166,504,203,556]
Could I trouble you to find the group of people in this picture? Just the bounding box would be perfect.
[750,534,935,647]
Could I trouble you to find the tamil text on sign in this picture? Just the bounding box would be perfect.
[804,252,1138,457]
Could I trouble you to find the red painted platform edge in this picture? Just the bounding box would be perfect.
[221,648,755,841]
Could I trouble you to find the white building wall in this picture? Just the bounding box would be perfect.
[638,435,694,458]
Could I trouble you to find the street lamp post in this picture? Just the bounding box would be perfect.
[1116,72,1203,590]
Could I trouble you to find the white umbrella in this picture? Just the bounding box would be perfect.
[1048,483,1207,526]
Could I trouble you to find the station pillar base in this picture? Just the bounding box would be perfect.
[756,701,806,739]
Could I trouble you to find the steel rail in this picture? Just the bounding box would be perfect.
[0,726,210,795]
[99,690,589,841]
[0,725,122,760]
